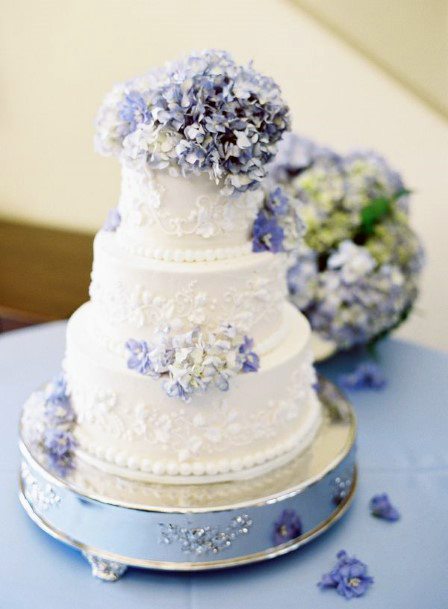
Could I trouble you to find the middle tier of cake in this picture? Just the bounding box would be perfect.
[90,231,289,354]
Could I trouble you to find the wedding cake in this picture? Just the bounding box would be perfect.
[62,50,321,483]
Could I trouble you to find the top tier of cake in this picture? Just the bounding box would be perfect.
[95,49,291,264]
[116,165,264,261]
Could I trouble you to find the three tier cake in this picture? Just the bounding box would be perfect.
[41,51,322,483]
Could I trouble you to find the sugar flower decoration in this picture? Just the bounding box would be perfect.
[275,132,424,349]
[273,509,303,545]
[252,185,304,254]
[369,493,400,521]
[252,210,285,253]
[95,50,290,196]
[318,550,374,599]
[238,336,260,372]
[41,375,77,475]
[102,208,121,232]
[44,429,76,458]
[338,362,387,391]
[126,324,259,402]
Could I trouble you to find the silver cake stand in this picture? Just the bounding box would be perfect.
[18,377,356,581]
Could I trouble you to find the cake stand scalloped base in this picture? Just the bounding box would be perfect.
[18,376,357,581]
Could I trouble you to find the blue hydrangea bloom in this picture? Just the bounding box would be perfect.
[163,379,191,401]
[318,550,374,599]
[272,132,424,350]
[252,183,304,255]
[126,326,259,401]
[338,362,387,391]
[273,509,302,545]
[44,375,74,426]
[118,91,151,134]
[45,374,68,405]
[252,210,284,253]
[125,339,155,376]
[95,49,290,196]
[369,493,400,521]
[264,186,289,216]
[48,451,75,477]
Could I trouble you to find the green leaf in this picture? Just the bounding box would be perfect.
[357,188,411,238]
[360,197,391,235]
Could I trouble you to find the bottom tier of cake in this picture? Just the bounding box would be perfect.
[64,302,321,484]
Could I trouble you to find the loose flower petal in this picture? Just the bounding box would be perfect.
[369,493,400,522]
[318,550,374,599]
[338,362,386,391]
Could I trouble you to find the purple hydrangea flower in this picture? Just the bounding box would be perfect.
[40,374,77,475]
[270,133,424,350]
[44,429,76,458]
[102,208,121,232]
[95,50,290,196]
[338,362,386,391]
[252,182,304,256]
[45,375,68,405]
[44,376,74,426]
[163,379,191,401]
[45,399,75,427]
[126,326,259,401]
[239,336,260,373]
[369,493,400,522]
[125,339,154,376]
[318,550,374,599]
[264,186,289,216]
[118,91,151,134]
[252,211,284,253]
[273,509,302,545]
[48,451,75,477]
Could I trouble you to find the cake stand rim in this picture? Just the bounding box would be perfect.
[18,376,356,514]
[18,466,357,572]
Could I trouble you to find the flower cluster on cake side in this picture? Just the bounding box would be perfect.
[22,375,77,476]
[252,185,304,254]
[271,133,424,349]
[95,49,290,197]
[125,325,259,402]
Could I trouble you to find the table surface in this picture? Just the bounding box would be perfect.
[1,322,447,609]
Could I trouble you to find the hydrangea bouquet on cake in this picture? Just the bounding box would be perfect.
[269,133,424,352]
[95,49,289,196]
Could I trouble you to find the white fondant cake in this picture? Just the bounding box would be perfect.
[64,164,321,483]
[60,50,321,483]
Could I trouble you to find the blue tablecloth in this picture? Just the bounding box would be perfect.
[1,322,447,608]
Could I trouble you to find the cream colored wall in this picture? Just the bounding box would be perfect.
[1,0,447,349]
[296,0,448,118]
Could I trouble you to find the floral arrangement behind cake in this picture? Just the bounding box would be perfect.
[270,133,424,351]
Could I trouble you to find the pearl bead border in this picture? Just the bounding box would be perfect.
[116,235,253,262]
[75,396,321,485]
